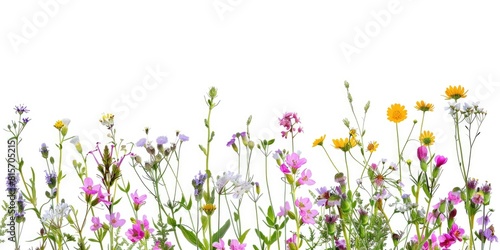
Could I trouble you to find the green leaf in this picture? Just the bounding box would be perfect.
[211,219,230,243]
[167,215,176,227]
[178,225,204,249]
[201,215,208,232]
[238,228,251,243]
[199,145,207,156]
[255,229,269,245]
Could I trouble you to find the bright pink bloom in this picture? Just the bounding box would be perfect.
[90,216,102,231]
[417,146,428,161]
[295,197,312,212]
[448,191,462,205]
[279,164,291,174]
[229,239,246,250]
[299,208,319,224]
[213,238,225,250]
[125,223,145,243]
[286,234,298,249]
[96,186,111,206]
[439,233,456,248]
[471,192,484,205]
[131,189,147,210]
[297,169,315,186]
[434,155,448,168]
[277,201,290,217]
[106,212,126,228]
[153,240,173,250]
[285,153,307,171]
[448,223,465,241]
[81,177,100,195]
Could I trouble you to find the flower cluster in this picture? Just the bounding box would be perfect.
[2,84,497,250]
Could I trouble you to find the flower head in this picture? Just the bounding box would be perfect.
[415,100,434,112]
[419,130,435,146]
[99,113,115,129]
[434,155,448,168]
[312,135,326,147]
[229,239,246,250]
[297,169,315,186]
[131,190,147,210]
[445,85,468,100]
[14,104,30,115]
[90,216,102,231]
[81,177,100,195]
[332,137,357,152]
[366,141,379,153]
[106,212,126,228]
[213,238,225,250]
[156,136,168,145]
[387,103,407,123]
[277,201,291,217]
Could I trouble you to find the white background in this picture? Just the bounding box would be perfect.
[1,1,500,249]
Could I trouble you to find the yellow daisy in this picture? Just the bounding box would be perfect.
[387,104,408,123]
[415,100,434,112]
[333,138,356,152]
[367,141,379,153]
[349,128,357,138]
[54,120,64,130]
[419,130,435,146]
[312,135,326,147]
[445,85,468,100]
[202,204,216,216]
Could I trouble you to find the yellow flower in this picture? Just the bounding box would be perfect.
[445,85,468,100]
[349,128,357,138]
[415,100,434,112]
[332,137,356,152]
[367,141,379,153]
[387,104,407,123]
[54,120,64,130]
[202,204,216,216]
[419,130,435,146]
[312,135,326,147]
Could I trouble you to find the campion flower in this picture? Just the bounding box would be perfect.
[444,85,468,100]
[312,134,326,147]
[415,100,434,112]
[419,130,435,146]
[277,201,290,217]
[106,212,126,228]
[286,234,298,250]
[285,152,307,172]
[479,225,498,242]
[229,239,246,250]
[434,155,448,168]
[366,141,378,153]
[297,169,315,186]
[90,216,102,231]
[213,238,225,250]
[448,223,465,242]
[448,191,462,205]
[96,187,111,206]
[131,189,147,210]
[387,103,407,123]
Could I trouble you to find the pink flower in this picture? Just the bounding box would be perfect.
[96,186,111,206]
[90,216,102,231]
[297,169,315,186]
[286,234,298,249]
[448,223,465,241]
[229,239,246,250]
[279,164,291,174]
[106,212,126,228]
[212,238,225,250]
[125,223,145,243]
[277,201,290,217]
[439,233,456,248]
[417,146,428,161]
[131,189,147,210]
[153,240,173,250]
[295,197,312,212]
[299,208,319,224]
[434,155,448,168]
[285,153,307,171]
[81,177,100,195]
[471,192,484,205]
[447,191,462,205]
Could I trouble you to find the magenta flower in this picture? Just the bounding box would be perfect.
[471,192,484,205]
[299,207,319,224]
[90,216,102,231]
[448,223,465,241]
[412,233,438,250]
[81,177,100,195]
[434,155,448,168]
[279,112,303,138]
[417,146,428,161]
[153,240,173,250]
[447,191,461,205]
[126,223,145,243]
[285,153,307,171]
[286,234,298,249]
[96,186,111,206]
[131,189,147,210]
[277,201,290,217]
[279,164,291,174]
[295,197,313,212]
[229,239,246,250]
[297,169,315,186]
[213,238,225,250]
[438,233,456,248]
[335,239,346,250]
[106,212,126,228]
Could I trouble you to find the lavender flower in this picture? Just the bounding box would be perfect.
[14,104,30,115]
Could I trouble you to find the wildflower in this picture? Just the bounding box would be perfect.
[41,201,71,225]
[332,137,356,152]
[279,112,303,138]
[415,100,434,112]
[99,113,115,129]
[471,192,484,205]
[179,134,189,142]
[131,190,147,210]
[285,152,307,172]
[419,130,435,146]
[434,155,448,168]
[156,136,168,145]
[106,212,126,228]
[6,173,20,193]
[366,141,378,153]
[229,239,246,250]
[277,201,290,217]
[448,223,465,242]
[444,85,468,100]
[447,191,462,205]
[126,215,154,243]
[39,143,49,159]
[54,120,64,130]
[286,234,298,250]
[70,136,83,154]
[479,225,498,242]
[387,103,407,123]
[477,215,490,227]
[90,216,102,231]
[136,138,147,147]
[438,233,456,249]
[213,238,226,250]
[202,204,216,216]
[153,241,173,250]
[297,169,315,186]
[21,117,31,124]
[417,145,428,161]
[335,239,347,250]
[81,177,100,195]
[14,104,30,115]
[232,181,252,199]
[44,170,57,189]
[96,187,111,206]
[193,170,207,200]
[312,134,326,147]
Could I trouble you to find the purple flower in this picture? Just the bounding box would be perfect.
[480,226,498,242]
[21,117,31,124]
[434,155,448,168]
[477,215,490,226]
[156,136,168,145]
[335,239,346,250]
[131,190,147,207]
[14,105,29,115]
[136,138,147,147]
[179,134,189,142]
[6,173,19,193]
[90,216,102,231]
[44,170,57,188]
[285,152,307,171]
